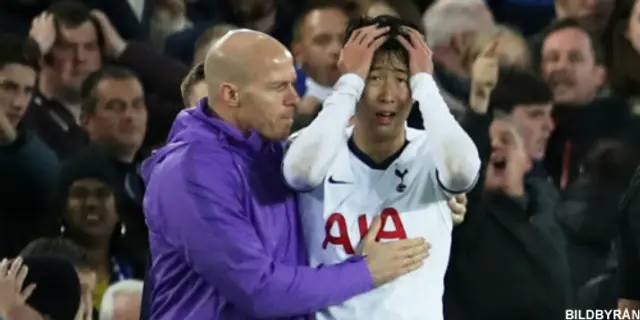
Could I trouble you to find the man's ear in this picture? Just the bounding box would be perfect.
[291,41,305,64]
[219,83,240,108]
[594,65,607,89]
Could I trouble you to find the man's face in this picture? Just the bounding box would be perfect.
[0,63,37,127]
[66,179,119,238]
[49,22,102,92]
[556,0,614,32]
[485,118,530,191]
[511,104,554,160]
[83,77,148,152]
[113,292,142,320]
[627,0,640,53]
[293,9,347,87]
[239,55,299,140]
[541,28,605,104]
[231,0,276,22]
[355,51,412,142]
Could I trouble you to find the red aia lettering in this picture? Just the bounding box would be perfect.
[322,208,408,254]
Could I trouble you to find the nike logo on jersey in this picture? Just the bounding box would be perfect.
[328,176,351,184]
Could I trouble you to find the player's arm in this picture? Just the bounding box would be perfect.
[398,30,481,195]
[282,74,362,191]
[283,26,388,191]
[173,144,374,317]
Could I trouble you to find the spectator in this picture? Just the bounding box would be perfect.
[24,256,82,320]
[99,280,143,320]
[87,0,153,42]
[180,63,206,108]
[21,237,98,319]
[149,0,192,49]
[529,0,616,68]
[540,19,630,189]
[24,1,98,159]
[421,0,495,118]
[0,34,59,259]
[291,4,348,116]
[78,66,149,255]
[0,257,40,320]
[192,24,239,66]
[51,145,144,311]
[445,114,571,320]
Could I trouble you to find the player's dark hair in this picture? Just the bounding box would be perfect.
[344,15,419,64]
[181,62,205,107]
[80,65,140,116]
[543,18,605,65]
[0,34,41,72]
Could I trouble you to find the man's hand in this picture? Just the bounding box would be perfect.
[0,258,37,319]
[90,10,127,58]
[357,216,431,287]
[448,194,468,225]
[395,28,433,75]
[28,12,56,55]
[338,25,389,80]
[503,135,530,197]
[0,111,17,146]
[469,40,499,115]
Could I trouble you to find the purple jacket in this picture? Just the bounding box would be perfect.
[141,99,373,319]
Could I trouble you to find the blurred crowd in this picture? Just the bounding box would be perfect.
[0,0,639,319]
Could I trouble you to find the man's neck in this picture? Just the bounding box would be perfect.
[432,49,468,79]
[246,10,277,34]
[39,70,82,120]
[352,126,406,164]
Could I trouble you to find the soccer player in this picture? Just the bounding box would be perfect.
[283,16,481,319]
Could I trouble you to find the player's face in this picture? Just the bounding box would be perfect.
[355,51,411,141]
[240,54,299,140]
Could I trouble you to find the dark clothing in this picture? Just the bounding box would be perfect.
[445,189,571,320]
[544,97,630,189]
[0,131,59,258]
[557,174,624,293]
[0,0,52,36]
[22,92,88,160]
[617,167,640,301]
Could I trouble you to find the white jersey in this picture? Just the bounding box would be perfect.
[298,127,453,320]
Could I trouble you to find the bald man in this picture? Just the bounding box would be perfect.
[140,29,429,319]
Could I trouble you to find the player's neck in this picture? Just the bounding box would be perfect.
[352,128,406,163]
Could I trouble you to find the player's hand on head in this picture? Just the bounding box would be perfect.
[338,25,390,80]
[357,216,431,288]
[395,28,433,75]
[448,194,468,225]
